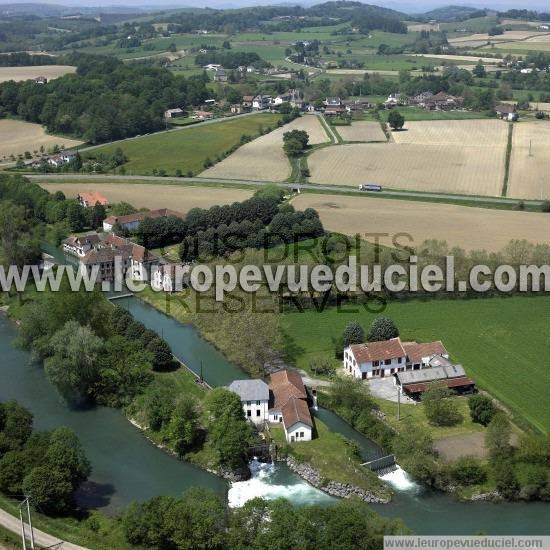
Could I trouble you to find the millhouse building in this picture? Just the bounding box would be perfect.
[227,380,270,424]
[228,370,313,443]
[343,337,449,379]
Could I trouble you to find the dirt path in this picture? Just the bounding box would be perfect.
[434,432,488,461]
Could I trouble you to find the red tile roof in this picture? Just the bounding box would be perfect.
[104,208,183,227]
[269,370,312,429]
[282,397,313,429]
[403,341,448,363]
[350,337,406,363]
[78,191,108,207]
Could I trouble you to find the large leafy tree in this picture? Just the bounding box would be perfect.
[44,320,104,403]
[388,109,405,130]
[367,316,399,342]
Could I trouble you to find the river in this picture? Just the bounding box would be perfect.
[1,272,549,532]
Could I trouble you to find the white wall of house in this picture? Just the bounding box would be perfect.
[268,410,283,423]
[343,347,407,379]
[243,399,269,424]
[285,422,312,442]
[103,221,114,232]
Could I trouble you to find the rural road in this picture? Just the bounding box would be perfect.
[28,174,543,207]
[0,507,88,549]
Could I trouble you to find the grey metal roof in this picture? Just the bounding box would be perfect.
[228,379,269,402]
[396,364,466,386]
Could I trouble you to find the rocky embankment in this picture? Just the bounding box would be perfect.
[285,456,390,503]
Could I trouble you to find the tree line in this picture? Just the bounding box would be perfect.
[0,401,90,515]
[0,53,210,144]
[195,51,268,69]
[122,488,407,549]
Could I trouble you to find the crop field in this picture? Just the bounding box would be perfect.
[200,115,329,182]
[390,119,508,147]
[308,119,508,196]
[0,119,82,160]
[281,296,550,434]
[410,53,500,63]
[291,193,550,252]
[449,30,545,45]
[489,40,550,53]
[335,121,387,142]
[507,122,550,200]
[0,65,75,83]
[38,182,253,213]
[84,113,281,176]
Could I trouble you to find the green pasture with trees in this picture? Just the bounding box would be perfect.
[281,296,550,434]
[84,113,282,176]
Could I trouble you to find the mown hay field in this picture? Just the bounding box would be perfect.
[85,113,282,176]
[308,120,507,196]
[291,193,550,252]
[335,121,387,142]
[200,115,329,182]
[38,182,253,213]
[0,119,82,160]
[507,122,550,200]
[0,65,75,83]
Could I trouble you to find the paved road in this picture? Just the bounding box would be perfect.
[28,173,543,206]
[0,507,88,549]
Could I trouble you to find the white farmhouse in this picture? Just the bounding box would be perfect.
[228,379,270,424]
[343,337,448,379]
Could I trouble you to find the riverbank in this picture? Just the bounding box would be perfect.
[270,420,392,502]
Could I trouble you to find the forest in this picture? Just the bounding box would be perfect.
[0,53,210,144]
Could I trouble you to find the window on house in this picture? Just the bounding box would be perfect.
[256,400,261,406]
[397,357,402,363]
[384,359,391,365]
[300,432,304,438]
[256,410,261,416]
[246,401,251,406]
[247,410,251,417]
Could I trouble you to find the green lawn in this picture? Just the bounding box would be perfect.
[270,421,391,500]
[374,396,485,441]
[84,113,282,175]
[281,296,550,434]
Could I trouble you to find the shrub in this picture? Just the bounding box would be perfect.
[422,384,463,427]
[450,457,486,486]
[468,394,497,426]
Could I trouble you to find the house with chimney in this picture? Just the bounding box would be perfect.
[227,369,314,442]
[343,337,449,379]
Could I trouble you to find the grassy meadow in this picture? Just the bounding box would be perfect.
[84,113,282,175]
[281,296,550,434]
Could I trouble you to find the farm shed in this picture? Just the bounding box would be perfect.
[394,364,475,399]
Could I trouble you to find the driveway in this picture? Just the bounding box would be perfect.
[367,377,415,404]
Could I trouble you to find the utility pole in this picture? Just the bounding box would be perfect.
[200,360,204,383]
[19,497,35,550]
[19,506,27,550]
[529,139,533,157]
[397,387,401,421]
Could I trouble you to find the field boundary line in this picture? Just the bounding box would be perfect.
[317,114,338,144]
[502,122,514,197]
